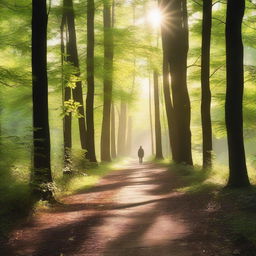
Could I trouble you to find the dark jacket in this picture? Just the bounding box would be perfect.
[138,147,144,158]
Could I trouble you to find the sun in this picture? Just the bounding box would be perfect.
[148,8,163,28]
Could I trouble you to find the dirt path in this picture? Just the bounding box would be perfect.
[4,163,232,256]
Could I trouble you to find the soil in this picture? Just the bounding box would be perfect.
[1,162,235,256]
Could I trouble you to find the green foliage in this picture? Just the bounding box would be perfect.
[62,99,83,118]
[55,160,126,196]
[1,0,256,243]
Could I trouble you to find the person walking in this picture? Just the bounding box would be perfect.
[138,146,144,164]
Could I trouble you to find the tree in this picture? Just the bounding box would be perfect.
[225,0,250,187]
[101,0,114,161]
[65,0,87,151]
[117,100,127,157]
[201,0,213,168]
[31,0,54,200]
[148,73,154,155]
[61,5,72,173]
[111,104,117,158]
[126,115,132,156]
[153,71,163,159]
[162,56,176,160]
[161,0,193,165]
[86,0,97,162]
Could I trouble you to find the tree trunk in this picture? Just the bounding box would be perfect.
[61,13,72,173]
[162,56,176,160]
[153,71,163,159]
[201,0,213,168]
[126,116,132,156]
[86,0,97,162]
[160,84,170,158]
[225,0,250,187]
[161,0,193,165]
[148,73,154,155]
[111,103,117,158]
[117,100,127,157]
[101,0,113,162]
[32,0,53,201]
[65,0,87,151]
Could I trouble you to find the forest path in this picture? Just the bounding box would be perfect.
[6,162,232,256]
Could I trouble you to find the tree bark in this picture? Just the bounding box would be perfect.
[86,0,97,162]
[64,0,87,151]
[117,100,127,157]
[160,84,170,158]
[101,0,113,161]
[201,0,213,168]
[61,13,72,173]
[225,0,250,187]
[126,116,132,156]
[32,0,53,201]
[161,0,193,165]
[162,56,176,160]
[148,73,154,155]
[153,71,163,159]
[111,103,117,158]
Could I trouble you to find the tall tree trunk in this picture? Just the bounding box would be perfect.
[64,0,87,150]
[61,13,72,173]
[117,100,127,157]
[201,0,213,168]
[162,56,176,160]
[225,0,250,187]
[111,104,117,158]
[109,0,116,160]
[153,71,163,159]
[101,0,113,161]
[161,0,193,165]
[86,0,97,162]
[126,116,132,156]
[32,0,53,201]
[148,73,154,155]
[160,83,170,158]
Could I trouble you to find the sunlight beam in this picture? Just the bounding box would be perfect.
[147,9,162,28]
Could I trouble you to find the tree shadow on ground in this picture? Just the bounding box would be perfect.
[3,163,239,256]
[214,186,256,256]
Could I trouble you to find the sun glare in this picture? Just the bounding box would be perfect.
[148,9,162,28]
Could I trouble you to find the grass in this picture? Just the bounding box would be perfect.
[2,154,256,253]
[0,158,127,241]
[216,187,256,250]
[166,159,256,253]
[0,177,33,241]
[55,159,128,197]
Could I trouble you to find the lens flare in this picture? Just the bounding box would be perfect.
[148,9,162,28]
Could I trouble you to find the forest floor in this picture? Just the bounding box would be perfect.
[0,162,254,256]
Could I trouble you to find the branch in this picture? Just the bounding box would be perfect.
[210,64,224,78]
[187,55,201,69]
[94,105,103,110]
[191,0,202,7]
[212,0,226,6]
[212,17,226,25]
[0,81,14,87]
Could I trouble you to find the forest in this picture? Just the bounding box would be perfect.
[1,0,256,255]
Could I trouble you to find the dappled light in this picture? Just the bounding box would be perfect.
[1,0,256,255]
[7,163,219,255]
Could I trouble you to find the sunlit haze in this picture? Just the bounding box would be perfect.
[148,9,162,28]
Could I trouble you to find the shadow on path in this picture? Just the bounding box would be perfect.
[3,162,233,256]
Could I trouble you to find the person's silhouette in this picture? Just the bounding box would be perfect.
[138,146,144,164]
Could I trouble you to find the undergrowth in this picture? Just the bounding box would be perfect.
[55,159,128,197]
[0,154,127,241]
[167,159,256,253]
